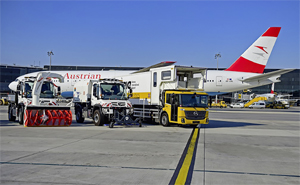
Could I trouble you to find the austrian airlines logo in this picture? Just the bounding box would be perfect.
[255,46,268,54]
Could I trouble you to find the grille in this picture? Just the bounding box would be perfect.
[185,111,206,120]
[111,102,126,107]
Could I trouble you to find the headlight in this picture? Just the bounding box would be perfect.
[129,107,134,114]
[102,108,108,114]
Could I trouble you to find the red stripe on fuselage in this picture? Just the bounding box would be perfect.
[262,27,281,37]
[225,57,265,73]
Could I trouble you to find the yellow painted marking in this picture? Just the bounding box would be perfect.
[130,92,151,99]
[175,128,198,185]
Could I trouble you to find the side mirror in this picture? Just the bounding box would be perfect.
[126,81,131,89]
[96,85,100,99]
[57,86,61,95]
[171,93,175,104]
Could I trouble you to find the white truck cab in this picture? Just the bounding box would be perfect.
[73,79,140,127]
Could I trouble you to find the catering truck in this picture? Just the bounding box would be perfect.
[119,64,209,126]
[73,78,141,128]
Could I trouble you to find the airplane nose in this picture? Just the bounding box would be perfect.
[8,81,17,91]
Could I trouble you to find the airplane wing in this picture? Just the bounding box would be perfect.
[241,69,295,82]
[132,61,176,74]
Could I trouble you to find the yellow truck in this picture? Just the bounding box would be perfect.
[120,64,209,126]
[209,101,227,108]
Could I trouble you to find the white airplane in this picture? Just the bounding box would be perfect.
[8,27,294,98]
[255,83,276,101]
[197,27,294,96]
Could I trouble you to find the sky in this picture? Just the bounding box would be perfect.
[1,0,299,69]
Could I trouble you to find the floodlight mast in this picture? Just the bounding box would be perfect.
[215,53,221,70]
[47,51,54,71]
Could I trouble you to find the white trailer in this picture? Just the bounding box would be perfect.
[119,64,210,126]
[73,78,141,128]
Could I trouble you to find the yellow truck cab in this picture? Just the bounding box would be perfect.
[161,90,209,126]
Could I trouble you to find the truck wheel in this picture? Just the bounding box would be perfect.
[93,109,104,126]
[8,105,16,121]
[160,112,170,127]
[18,106,24,125]
[75,107,85,123]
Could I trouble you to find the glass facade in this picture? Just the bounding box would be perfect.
[249,69,300,97]
[0,65,44,93]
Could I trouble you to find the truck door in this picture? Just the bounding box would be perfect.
[171,94,179,122]
[216,76,222,86]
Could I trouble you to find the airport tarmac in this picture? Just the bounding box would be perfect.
[0,105,299,185]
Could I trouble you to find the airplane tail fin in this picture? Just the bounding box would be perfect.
[271,83,274,94]
[225,27,281,73]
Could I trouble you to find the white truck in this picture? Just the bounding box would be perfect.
[73,78,141,128]
[8,72,72,126]
[119,64,210,126]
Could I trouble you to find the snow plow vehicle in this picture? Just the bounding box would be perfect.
[8,72,72,127]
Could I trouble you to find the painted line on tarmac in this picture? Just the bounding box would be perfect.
[1,162,299,178]
[169,127,200,185]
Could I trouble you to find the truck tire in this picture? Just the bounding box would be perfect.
[93,109,104,126]
[18,106,24,125]
[8,104,16,121]
[160,112,170,127]
[75,107,84,123]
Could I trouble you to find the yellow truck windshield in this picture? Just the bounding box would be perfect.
[181,94,208,108]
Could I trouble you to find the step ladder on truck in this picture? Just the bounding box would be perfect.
[8,72,72,127]
[73,78,141,128]
[119,64,209,126]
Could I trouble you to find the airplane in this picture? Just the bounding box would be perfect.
[196,27,294,96]
[254,83,276,101]
[8,27,294,98]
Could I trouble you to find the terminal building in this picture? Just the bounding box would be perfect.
[1,64,299,99]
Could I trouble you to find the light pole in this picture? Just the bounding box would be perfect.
[47,51,54,71]
[215,53,221,70]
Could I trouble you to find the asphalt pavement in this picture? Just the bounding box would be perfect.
[0,105,299,185]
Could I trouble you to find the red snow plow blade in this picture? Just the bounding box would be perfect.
[24,106,72,127]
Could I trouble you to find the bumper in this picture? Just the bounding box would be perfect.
[176,117,209,125]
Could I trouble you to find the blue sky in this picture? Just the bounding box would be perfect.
[1,0,299,69]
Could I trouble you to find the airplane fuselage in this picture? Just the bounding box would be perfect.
[9,70,280,97]
[202,70,280,95]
